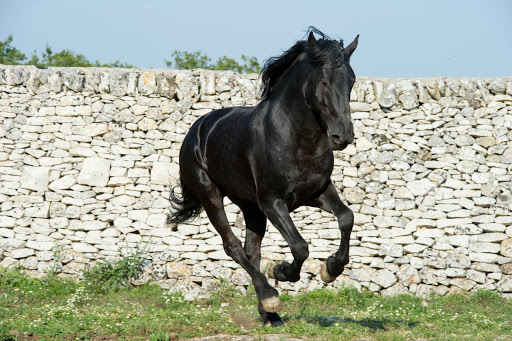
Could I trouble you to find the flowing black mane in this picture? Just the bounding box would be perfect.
[260,27,345,101]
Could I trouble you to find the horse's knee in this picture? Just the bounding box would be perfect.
[293,239,309,262]
[338,208,354,232]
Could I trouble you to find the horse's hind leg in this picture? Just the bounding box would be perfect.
[311,182,354,283]
[185,171,282,313]
[238,202,283,326]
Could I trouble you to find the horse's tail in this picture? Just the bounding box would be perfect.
[167,179,202,227]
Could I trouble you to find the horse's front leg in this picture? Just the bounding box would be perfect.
[261,199,309,283]
[312,182,354,283]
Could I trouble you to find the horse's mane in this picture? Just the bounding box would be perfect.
[260,27,345,101]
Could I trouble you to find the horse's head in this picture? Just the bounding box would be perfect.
[305,32,359,150]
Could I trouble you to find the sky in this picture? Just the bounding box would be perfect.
[1,0,511,78]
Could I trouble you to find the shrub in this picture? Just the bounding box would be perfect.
[83,250,147,293]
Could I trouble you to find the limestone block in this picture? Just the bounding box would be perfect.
[25,202,50,218]
[497,275,512,292]
[342,187,366,204]
[0,217,16,228]
[128,210,150,222]
[371,269,397,288]
[406,178,434,197]
[415,283,435,298]
[470,242,500,254]
[48,175,76,191]
[82,123,108,136]
[127,168,150,178]
[69,220,108,231]
[349,267,373,282]
[72,243,98,253]
[502,264,512,275]
[379,244,403,258]
[444,235,470,248]
[355,137,374,152]
[138,71,157,95]
[469,253,499,263]
[110,195,136,207]
[466,270,486,284]
[378,84,398,108]
[21,166,50,192]
[456,161,479,174]
[436,218,472,229]
[84,230,102,244]
[138,117,158,131]
[0,227,15,238]
[477,233,508,243]
[403,244,429,254]
[177,224,200,236]
[77,158,111,187]
[449,278,476,291]
[151,162,180,186]
[472,262,501,273]
[11,248,34,259]
[349,102,372,112]
[414,228,445,238]
[26,240,55,251]
[446,268,466,277]
[501,238,512,257]
[147,214,167,227]
[396,264,420,286]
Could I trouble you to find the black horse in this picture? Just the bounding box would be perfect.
[168,27,359,326]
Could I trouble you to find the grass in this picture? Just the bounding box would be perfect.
[0,268,511,341]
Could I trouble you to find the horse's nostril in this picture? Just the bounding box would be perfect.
[331,135,341,145]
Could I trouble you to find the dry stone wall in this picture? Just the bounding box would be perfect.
[1,65,512,299]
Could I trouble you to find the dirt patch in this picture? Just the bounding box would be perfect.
[7,330,39,340]
[229,310,260,330]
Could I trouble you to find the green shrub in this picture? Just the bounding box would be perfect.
[83,250,147,293]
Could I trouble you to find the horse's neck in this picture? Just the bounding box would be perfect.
[264,65,326,146]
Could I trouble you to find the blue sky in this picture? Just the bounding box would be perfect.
[1,0,511,77]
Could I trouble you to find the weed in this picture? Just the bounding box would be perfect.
[83,249,148,293]
[149,330,171,341]
[208,277,242,304]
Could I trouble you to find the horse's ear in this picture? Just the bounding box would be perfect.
[344,34,359,59]
[308,31,317,51]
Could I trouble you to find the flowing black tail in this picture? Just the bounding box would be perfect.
[167,180,202,227]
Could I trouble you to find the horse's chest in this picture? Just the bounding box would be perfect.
[283,159,333,204]
[289,166,329,190]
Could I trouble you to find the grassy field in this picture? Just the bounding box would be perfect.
[0,268,511,341]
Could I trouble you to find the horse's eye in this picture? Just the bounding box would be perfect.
[322,81,328,87]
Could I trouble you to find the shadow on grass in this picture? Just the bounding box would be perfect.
[285,314,418,331]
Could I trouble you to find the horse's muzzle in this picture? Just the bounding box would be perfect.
[330,134,353,150]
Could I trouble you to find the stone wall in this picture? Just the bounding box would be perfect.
[1,65,512,299]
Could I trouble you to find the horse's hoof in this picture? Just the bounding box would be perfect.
[320,262,337,283]
[263,313,284,327]
[261,296,282,313]
[264,319,284,327]
[270,319,284,327]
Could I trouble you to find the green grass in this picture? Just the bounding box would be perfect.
[0,268,511,340]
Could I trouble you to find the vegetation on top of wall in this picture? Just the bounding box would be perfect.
[0,35,133,68]
[0,35,261,73]
[165,50,261,73]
